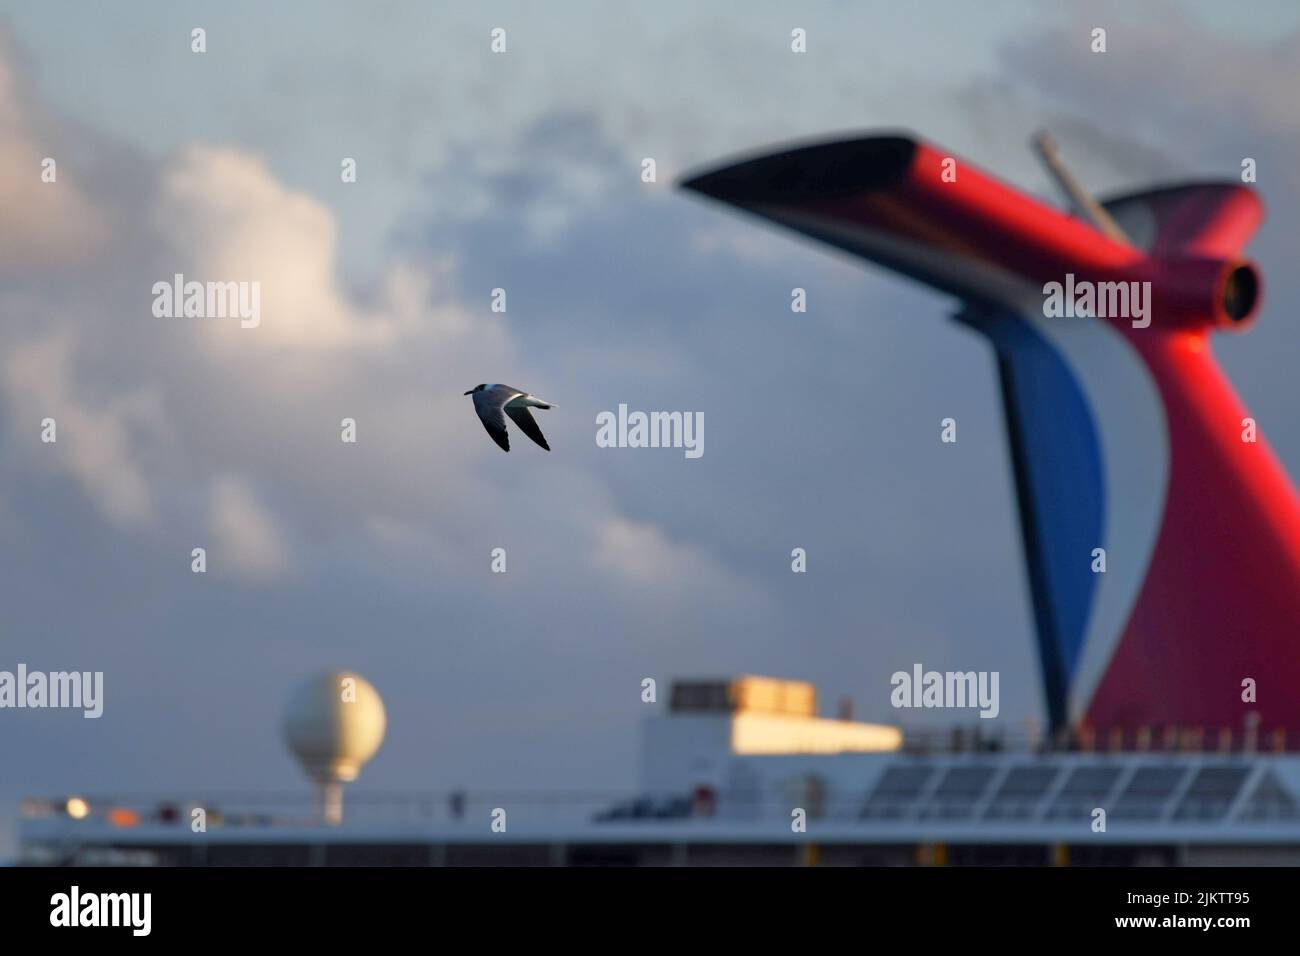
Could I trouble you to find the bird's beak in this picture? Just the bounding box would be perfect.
[463,389,473,395]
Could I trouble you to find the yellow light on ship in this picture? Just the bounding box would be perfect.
[65,797,90,819]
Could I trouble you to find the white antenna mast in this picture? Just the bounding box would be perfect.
[1031,130,1133,247]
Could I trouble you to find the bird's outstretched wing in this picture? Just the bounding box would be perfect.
[472,387,520,452]
[506,405,550,451]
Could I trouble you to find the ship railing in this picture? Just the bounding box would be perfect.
[897,723,1297,755]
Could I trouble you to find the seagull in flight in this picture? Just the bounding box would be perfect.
[464,383,554,452]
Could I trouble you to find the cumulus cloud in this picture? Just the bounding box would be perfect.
[0,21,765,625]
[593,515,765,609]
[0,35,107,266]
[997,3,1300,188]
[208,474,290,578]
[0,81,519,544]
[3,334,158,527]
[152,146,411,349]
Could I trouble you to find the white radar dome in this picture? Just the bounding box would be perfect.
[283,671,386,784]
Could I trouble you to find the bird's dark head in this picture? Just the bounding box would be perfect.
[464,384,486,395]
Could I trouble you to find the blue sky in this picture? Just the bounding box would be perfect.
[2,0,1299,856]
